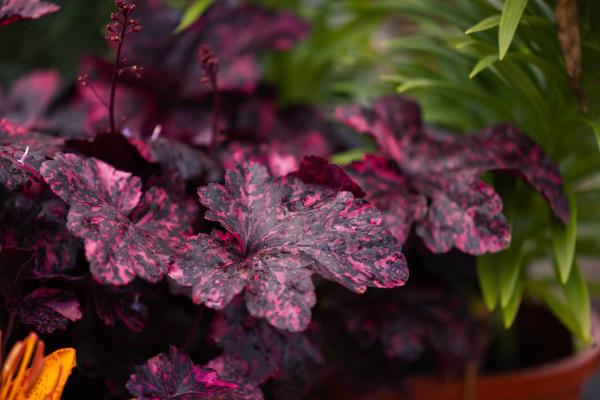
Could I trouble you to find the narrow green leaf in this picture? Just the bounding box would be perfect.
[469,54,499,78]
[502,278,523,328]
[465,15,500,34]
[477,255,499,310]
[329,147,373,165]
[588,120,600,153]
[499,248,524,308]
[174,0,214,33]
[396,78,439,92]
[551,187,577,283]
[498,0,529,59]
[563,262,592,343]
[536,285,579,337]
[532,262,592,343]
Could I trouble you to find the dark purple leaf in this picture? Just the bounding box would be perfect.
[169,162,408,331]
[128,132,223,191]
[16,287,81,334]
[336,95,569,255]
[219,123,332,178]
[40,153,191,285]
[293,156,365,198]
[124,0,308,97]
[185,1,309,96]
[64,132,158,181]
[346,155,426,243]
[0,70,60,129]
[0,192,80,276]
[126,346,262,400]
[343,286,478,367]
[0,0,59,26]
[94,284,148,333]
[79,0,307,142]
[207,299,323,389]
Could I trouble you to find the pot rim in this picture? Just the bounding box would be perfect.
[398,309,600,400]
[411,309,600,383]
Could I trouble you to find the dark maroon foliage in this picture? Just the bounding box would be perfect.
[126,346,262,400]
[337,95,569,255]
[94,283,148,332]
[343,286,479,367]
[293,156,366,198]
[345,155,427,244]
[0,191,79,276]
[0,0,59,26]
[15,287,81,333]
[207,299,323,392]
[0,70,60,129]
[79,0,308,142]
[169,162,408,331]
[0,1,573,398]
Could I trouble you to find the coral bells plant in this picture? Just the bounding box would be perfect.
[0,0,583,399]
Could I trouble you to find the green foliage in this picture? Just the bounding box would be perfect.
[498,0,529,59]
[258,0,392,105]
[378,0,600,340]
[174,0,214,32]
[529,262,592,343]
[551,186,577,283]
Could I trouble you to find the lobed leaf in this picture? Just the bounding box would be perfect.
[207,299,323,391]
[16,288,81,333]
[169,162,408,331]
[126,346,262,400]
[41,153,191,285]
[336,95,569,255]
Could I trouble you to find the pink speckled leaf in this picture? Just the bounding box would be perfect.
[0,126,65,191]
[207,299,323,391]
[40,153,142,214]
[41,153,190,285]
[126,346,262,400]
[169,162,408,331]
[0,0,59,26]
[345,155,426,244]
[16,287,81,334]
[0,145,43,191]
[336,95,569,255]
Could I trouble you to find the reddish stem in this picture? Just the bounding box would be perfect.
[108,14,129,135]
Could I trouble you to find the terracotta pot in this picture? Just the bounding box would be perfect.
[360,312,600,400]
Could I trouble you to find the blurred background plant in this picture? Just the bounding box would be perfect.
[2,0,599,354]
[363,0,600,346]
